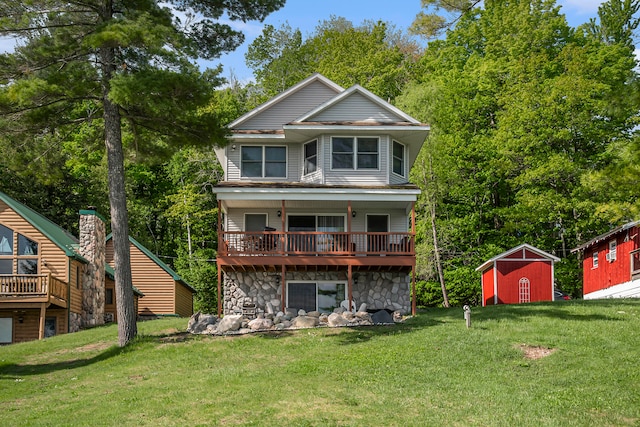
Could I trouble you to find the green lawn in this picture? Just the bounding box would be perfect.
[1,300,639,426]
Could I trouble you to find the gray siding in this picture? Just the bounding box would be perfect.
[309,92,404,123]
[238,81,338,130]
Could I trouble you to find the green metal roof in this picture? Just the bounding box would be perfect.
[0,190,88,263]
[106,233,195,293]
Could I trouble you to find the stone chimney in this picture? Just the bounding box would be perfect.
[78,207,106,327]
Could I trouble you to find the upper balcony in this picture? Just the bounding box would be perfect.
[217,230,415,271]
[0,274,68,308]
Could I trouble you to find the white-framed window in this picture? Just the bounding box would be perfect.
[287,281,346,313]
[392,140,406,177]
[241,146,286,178]
[607,239,617,262]
[331,137,379,170]
[518,277,531,303]
[303,139,317,175]
[592,251,599,268]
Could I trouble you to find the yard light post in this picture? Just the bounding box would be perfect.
[463,305,471,328]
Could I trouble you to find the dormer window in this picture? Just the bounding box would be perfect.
[331,137,379,170]
[304,140,317,175]
[393,140,406,177]
[241,146,286,178]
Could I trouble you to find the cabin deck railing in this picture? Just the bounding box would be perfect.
[220,231,414,257]
[631,249,640,280]
[0,274,68,302]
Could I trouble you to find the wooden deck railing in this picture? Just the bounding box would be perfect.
[631,249,640,280]
[220,231,414,256]
[0,274,68,302]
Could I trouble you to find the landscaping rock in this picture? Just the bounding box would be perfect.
[327,312,349,327]
[292,315,318,328]
[358,303,367,313]
[187,312,217,334]
[217,314,243,333]
[371,310,394,324]
[248,317,274,331]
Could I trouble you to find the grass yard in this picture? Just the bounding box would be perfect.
[1,299,639,426]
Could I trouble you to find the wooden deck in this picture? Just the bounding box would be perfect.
[0,274,68,308]
[218,231,415,270]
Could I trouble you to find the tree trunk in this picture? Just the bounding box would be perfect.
[431,201,450,308]
[100,0,137,346]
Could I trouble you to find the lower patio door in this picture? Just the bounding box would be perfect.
[287,282,346,313]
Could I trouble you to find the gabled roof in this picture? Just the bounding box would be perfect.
[294,84,422,124]
[228,73,344,129]
[107,234,195,293]
[476,243,560,272]
[0,190,87,262]
[571,220,640,253]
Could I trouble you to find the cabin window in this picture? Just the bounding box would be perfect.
[331,137,379,170]
[0,224,13,255]
[303,140,318,175]
[518,277,531,303]
[106,288,114,305]
[392,141,406,177]
[287,281,346,313]
[241,146,286,178]
[44,317,56,338]
[0,317,12,344]
[17,234,38,274]
[608,239,617,262]
[592,252,598,268]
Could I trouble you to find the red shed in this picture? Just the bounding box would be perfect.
[572,220,640,299]
[476,244,560,306]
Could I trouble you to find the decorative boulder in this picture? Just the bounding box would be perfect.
[327,312,349,327]
[248,317,274,331]
[371,310,394,324]
[292,315,318,328]
[187,312,217,334]
[357,303,368,313]
[217,314,243,333]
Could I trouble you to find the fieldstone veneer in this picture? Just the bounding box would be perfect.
[223,271,410,315]
[78,209,106,327]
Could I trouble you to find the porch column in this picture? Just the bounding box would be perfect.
[280,265,286,310]
[217,200,222,254]
[217,267,222,317]
[411,202,416,316]
[280,200,286,254]
[348,264,353,311]
[38,303,46,340]
[347,201,353,255]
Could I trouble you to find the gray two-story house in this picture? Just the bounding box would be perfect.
[212,74,429,317]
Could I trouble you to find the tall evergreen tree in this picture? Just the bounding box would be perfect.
[0,0,284,345]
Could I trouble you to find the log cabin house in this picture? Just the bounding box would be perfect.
[0,191,148,343]
[212,74,429,317]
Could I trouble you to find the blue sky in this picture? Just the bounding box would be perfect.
[0,1,608,83]
[214,0,607,83]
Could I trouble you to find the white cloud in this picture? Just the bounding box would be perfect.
[558,0,603,16]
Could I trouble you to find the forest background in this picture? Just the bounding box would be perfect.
[1,0,639,312]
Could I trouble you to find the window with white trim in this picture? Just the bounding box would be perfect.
[608,239,617,262]
[241,146,286,178]
[392,140,406,177]
[303,140,317,175]
[331,137,379,170]
[592,251,598,268]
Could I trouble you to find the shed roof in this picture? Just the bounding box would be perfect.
[0,191,88,262]
[571,220,640,253]
[476,243,561,272]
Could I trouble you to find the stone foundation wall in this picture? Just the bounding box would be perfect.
[69,312,82,333]
[223,270,411,315]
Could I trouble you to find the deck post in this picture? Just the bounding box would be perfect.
[280,264,286,311]
[348,264,353,311]
[38,303,46,340]
[217,267,222,317]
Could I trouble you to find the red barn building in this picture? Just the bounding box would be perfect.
[476,244,560,306]
[572,220,640,299]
